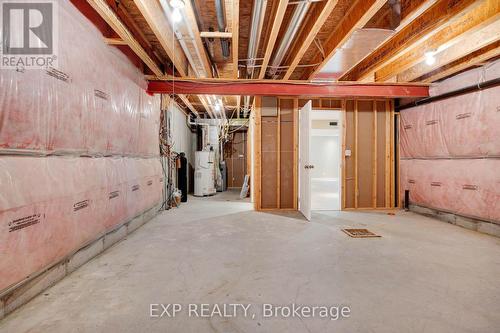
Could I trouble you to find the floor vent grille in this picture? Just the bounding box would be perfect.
[342,228,381,238]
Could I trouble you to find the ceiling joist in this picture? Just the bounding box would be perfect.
[258,0,289,79]
[87,0,163,76]
[375,0,500,82]
[283,0,340,80]
[397,19,500,82]
[339,0,478,81]
[306,0,386,80]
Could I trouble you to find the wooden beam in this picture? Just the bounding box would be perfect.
[283,0,339,80]
[372,101,377,208]
[293,98,298,210]
[183,0,213,77]
[133,0,187,76]
[87,0,163,76]
[232,0,240,79]
[354,100,358,209]
[258,0,288,79]
[200,31,233,38]
[306,0,386,79]
[178,95,200,118]
[375,0,500,82]
[340,0,477,81]
[254,97,262,210]
[398,19,500,82]
[419,41,500,82]
[104,37,127,45]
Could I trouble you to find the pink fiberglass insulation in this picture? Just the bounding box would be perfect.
[400,85,500,223]
[0,156,163,292]
[0,0,160,157]
[0,0,164,293]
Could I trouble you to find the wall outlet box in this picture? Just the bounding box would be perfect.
[345,149,352,157]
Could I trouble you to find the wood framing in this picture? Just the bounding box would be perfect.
[340,0,477,81]
[258,0,288,79]
[104,37,127,45]
[132,0,188,76]
[283,0,339,80]
[419,41,500,83]
[183,0,213,77]
[253,97,262,210]
[375,0,500,82]
[200,31,233,38]
[306,0,386,79]
[232,0,240,79]
[253,97,397,212]
[178,95,200,118]
[397,19,500,82]
[354,100,358,208]
[293,98,299,210]
[87,0,163,76]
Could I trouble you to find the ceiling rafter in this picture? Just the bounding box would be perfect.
[339,0,478,81]
[304,0,386,80]
[258,0,288,79]
[282,0,339,80]
[375,0,500,82]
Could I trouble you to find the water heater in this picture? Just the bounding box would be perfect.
[194,151,216,196]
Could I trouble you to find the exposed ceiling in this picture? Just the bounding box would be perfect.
[75,0,500,118]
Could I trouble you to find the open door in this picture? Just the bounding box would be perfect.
[299,101,312,221]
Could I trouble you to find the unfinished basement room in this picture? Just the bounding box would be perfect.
[0,0,499,332]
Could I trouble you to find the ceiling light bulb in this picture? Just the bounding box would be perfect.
[424,51,436,66]
[170,0,185,9]
[171,7,182,23]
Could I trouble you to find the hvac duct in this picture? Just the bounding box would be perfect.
[246,0,267,78]
[215,0,230,59]
[268,1,311,78]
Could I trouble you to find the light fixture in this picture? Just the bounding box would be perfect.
[424,50,436,66]
[171,8,182,23]
[170,0,185,9]
[170,0,184,23]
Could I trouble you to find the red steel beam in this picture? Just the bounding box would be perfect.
[147,80,429,98]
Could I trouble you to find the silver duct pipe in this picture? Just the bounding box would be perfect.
[267,2,311,78]
[246,0,267,78]
[215,0,230,59]
[244,0,268,117]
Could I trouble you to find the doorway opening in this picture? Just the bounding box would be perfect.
[310,110,342,211]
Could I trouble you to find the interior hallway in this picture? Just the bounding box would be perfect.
[1,190,499,333]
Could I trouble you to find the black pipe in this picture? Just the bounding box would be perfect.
[397,77,500,111]
[404,190,410,211]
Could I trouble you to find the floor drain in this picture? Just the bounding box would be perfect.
[342,228,381,238]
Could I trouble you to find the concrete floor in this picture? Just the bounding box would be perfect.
[1,190,500,333]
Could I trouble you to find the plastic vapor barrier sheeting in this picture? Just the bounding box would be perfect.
[0,0,163,292]
[400,86,500,223]
[0,0,160,157]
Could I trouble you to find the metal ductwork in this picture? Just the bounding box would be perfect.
[215,0,230,59]
[246,0,268,78]
[268,1,311,78]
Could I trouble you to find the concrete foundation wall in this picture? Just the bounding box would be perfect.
[409,204,500,238]
[0,202,162,320]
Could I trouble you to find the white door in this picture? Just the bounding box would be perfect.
[299,101,312,221]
